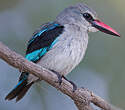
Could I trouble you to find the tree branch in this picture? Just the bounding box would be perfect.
[0,42,122,110]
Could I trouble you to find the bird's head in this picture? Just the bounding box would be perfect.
[56,3,120,37]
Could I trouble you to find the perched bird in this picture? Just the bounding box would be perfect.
[5,3,120,102]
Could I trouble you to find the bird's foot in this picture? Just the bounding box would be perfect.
[51,70,62,85]
[62,76,77,92]
[51,70,77,92]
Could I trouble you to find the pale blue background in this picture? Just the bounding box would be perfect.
[0,0,124,109]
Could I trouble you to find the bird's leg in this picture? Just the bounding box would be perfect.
[50,70,62,85]
[62,75,77,92]
[50,70,77,92]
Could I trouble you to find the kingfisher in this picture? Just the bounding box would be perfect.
[5,3,120,102]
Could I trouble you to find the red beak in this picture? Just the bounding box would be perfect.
[91,20,120,37]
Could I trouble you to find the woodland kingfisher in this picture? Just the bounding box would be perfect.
[5,3,120,102]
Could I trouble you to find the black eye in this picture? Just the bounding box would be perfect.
[83,13,94,21]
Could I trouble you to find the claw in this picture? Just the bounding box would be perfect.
[51,70,63,86]
[50,70,77,92]
[69,80,77,92]
[57,74,62,85]
[62,76,77,92]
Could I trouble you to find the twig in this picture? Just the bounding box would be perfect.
[0,42,123,110]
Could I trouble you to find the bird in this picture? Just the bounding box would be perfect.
[5,3,120,102]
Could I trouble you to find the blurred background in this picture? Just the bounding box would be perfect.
[0,0,124,110]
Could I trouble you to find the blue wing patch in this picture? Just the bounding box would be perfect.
[25,38,58,62]
[25,48,47,61]
[25,22,64,62]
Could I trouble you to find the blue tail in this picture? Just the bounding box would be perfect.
[5,72,34,102]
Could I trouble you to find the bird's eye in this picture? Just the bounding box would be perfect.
[82,13,94,21]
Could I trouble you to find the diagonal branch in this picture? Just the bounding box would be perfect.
[0,42,123,110]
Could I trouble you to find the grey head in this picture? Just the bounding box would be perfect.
[56,3,120,37]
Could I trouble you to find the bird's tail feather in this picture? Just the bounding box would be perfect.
[5,78,34,102]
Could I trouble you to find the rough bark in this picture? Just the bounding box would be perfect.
[0,42,123,110]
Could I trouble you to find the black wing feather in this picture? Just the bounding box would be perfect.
[26,22,64,54]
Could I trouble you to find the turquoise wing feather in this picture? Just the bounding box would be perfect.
[25,22,64,62]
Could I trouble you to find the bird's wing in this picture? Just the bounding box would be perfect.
[25,22,64,62]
